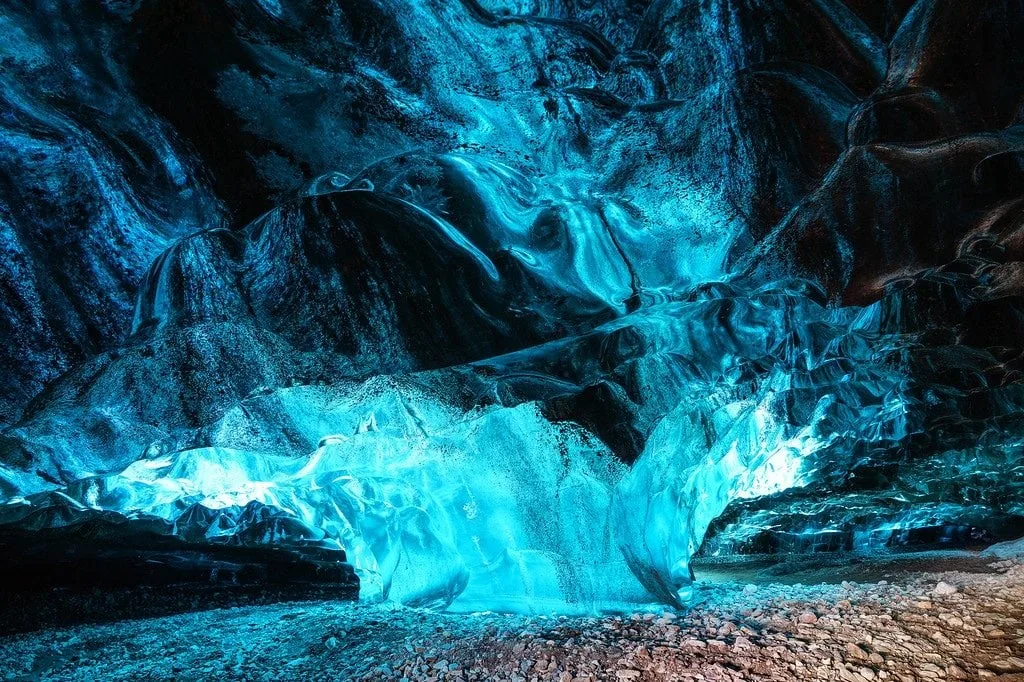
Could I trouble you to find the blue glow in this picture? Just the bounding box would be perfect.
[1,0,1023,615]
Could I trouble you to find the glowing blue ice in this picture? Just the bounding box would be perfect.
[10,379,652,613]
[2,0,1023,617]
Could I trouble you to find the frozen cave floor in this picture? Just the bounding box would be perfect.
[4,552,1024,681]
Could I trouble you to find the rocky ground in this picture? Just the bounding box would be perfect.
[1,552,1024,681]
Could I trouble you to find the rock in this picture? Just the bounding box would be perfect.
[932,582,958,596]
[798,612,818,624]
[983,537,1024,559]
[840,669,868,682]
[845,643,870,661]
[946,665,968,679]
[743,584,759,595]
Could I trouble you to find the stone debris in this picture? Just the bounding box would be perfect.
[0,559,1022,681]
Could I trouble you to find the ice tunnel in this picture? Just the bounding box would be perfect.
[1,0,1024,618]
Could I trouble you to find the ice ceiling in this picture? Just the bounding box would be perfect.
[1,0,1023,613]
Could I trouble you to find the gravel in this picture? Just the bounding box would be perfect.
[1,555,1023,681]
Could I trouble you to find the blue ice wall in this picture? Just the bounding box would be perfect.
[1,0,1023,612]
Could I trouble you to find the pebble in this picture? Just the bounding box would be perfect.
[2,560,1023,682]
[846,642,870,661]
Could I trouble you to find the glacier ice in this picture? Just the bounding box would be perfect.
[1,0,1024,613]
[2,378,649,612]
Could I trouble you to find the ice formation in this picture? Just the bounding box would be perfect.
[1,0,1023,612]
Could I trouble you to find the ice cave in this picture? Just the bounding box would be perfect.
[1,0,1024,679]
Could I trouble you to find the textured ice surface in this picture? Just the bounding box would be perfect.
[4,379,645,612]
[1,0,1023,612]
